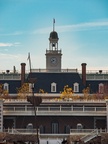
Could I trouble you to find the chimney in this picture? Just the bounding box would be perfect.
[81,63,87,86]
[21,63,26,85]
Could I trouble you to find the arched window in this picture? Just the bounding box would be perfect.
[39,125,45,134]
[99,83,104,94]
[51,82,57,92]
[3,83,9,92]
[52,122,59,133]
[73,82,79,92]
[65,125,70,134]
[77,123,83,129]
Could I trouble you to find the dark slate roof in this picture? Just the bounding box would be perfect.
[0,80,21,93]
[86,80,108,93]
[49,31,58,40]
[27,72,85,93]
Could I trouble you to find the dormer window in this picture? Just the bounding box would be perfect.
[51,82,57,92]
[3,83,9,92]
[29,83,33,93]
[99,83,104,94]
[73,82,79,93]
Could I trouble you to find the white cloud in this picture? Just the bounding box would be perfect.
[57,21,108,32]
[0,31,23,36]
[0,43,13,47]
[33,20,108,34]
[0,42,21,47]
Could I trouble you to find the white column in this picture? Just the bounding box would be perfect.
[106,100,108,133]
[0,100,4,132]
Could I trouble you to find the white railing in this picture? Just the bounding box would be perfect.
[31,68,78,73]
[4,128,39,134]
[80,129,98,143]
[86,75,108,80]
[0,75,21,80]
[4,98,106,103]
[3,105,106,116]
[70,129,95,134]
[3,106,106,112]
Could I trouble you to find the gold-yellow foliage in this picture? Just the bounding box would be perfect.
[60,85,73,100]
[0,84,3,96]
[82,87,90,99]
[0,83,8,98]
[39,89,45,93]
[17,83,29,99]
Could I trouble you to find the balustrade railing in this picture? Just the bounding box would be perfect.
[80,129,98,143]
[3,106,106,115]
[4,128,39,134]
[86,75,108,80]
[70,129,95,134]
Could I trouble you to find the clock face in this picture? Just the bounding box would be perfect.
[50,57,57,64]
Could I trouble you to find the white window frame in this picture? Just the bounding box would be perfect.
[99,83,104,94]
[52,122,58,133]
[73,82,79,92]
[29,83,33,93]
[3,83,9,92]
[51,82,57,92]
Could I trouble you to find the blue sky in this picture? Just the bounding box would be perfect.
[0,0,108,72]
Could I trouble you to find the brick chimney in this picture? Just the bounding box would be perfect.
[21,63,26,85]
[81,63,87,86]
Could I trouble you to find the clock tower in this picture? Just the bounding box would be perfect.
[46,19,62,71]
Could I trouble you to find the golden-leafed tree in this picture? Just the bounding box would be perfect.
[0,83,8,98]
[17,83,29,99]
[0,84,3,96]
[60,85,73,100]
[82,87,90,100]
[39,89,45,93]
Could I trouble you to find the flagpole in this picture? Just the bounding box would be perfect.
[29,57,31,73]
[53,18,55,31]
[28,52,32,73]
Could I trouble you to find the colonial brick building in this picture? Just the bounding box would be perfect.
[0,22,108,135]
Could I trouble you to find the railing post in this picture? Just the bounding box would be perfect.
[83,105,84,112]
[60,105,61,111]
[37,107,38,112]
[96,129,98,135]
[8,127,9,133]
[12,128,13,134]
[25,105,27,111]
[71,105,73,111]
[48,107,50,111]
[106,100,108,133]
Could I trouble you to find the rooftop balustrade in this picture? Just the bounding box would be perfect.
[0,68,108,80]
[3,104,106,116]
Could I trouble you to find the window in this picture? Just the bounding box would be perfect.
[99,83,104,94]
[29,83,32,93]
[65,125,70,134]
[51,82,57,92]
[77,123,83,129]
[3,83,9,92]
[52,122,59,133]
[73,82,79,92]
[39,125,45,134]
